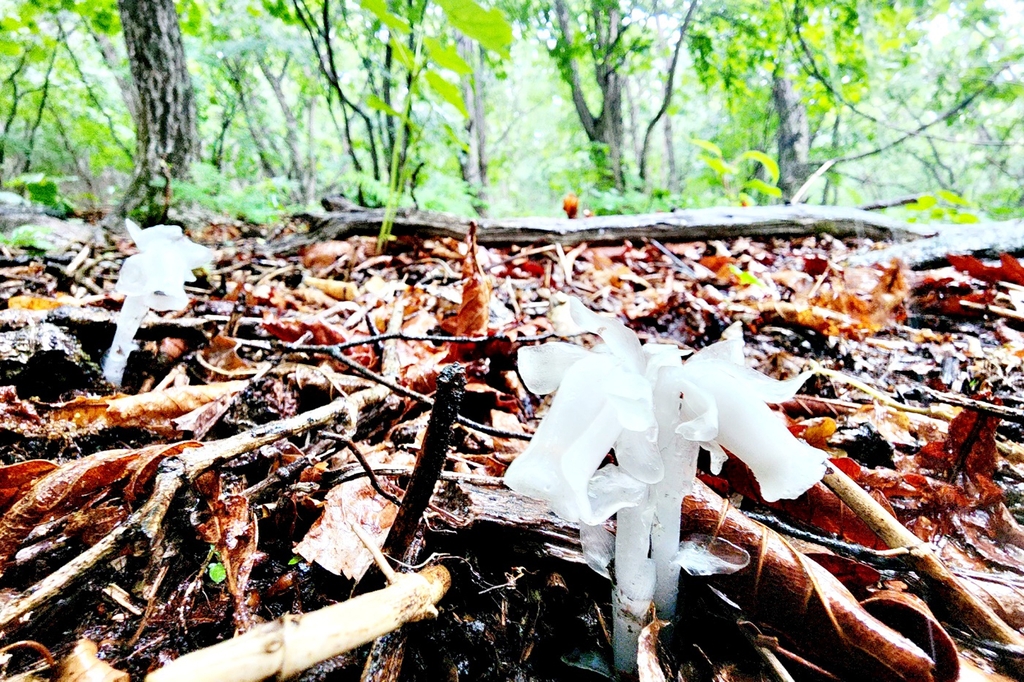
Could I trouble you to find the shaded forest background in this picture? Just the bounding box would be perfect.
[0,0,1022,225]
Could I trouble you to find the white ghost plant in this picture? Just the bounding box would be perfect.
[504,298,827,673]
[102,220,213,387]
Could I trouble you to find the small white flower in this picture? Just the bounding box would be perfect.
[505,299,659,525]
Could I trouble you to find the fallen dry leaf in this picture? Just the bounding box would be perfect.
[195,470,259,631]
[295,449,414,580]
[46,381,247,431]
[55,639,128,682]
[440,222,491,338]
[637,616,669,682]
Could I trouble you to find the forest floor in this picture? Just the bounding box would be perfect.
[0,215,1022,681]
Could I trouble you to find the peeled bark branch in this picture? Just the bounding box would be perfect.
[298,204,932,246]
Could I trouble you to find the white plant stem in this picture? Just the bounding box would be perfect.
[651,438,700,619]
[612,498,655,673]
[102,295,149,387]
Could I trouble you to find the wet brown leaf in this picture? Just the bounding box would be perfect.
[294,450,414,581]
[195,470,259,631]
[0,460,57,515]
[948,253,1024,287]
[682,479,953,682]
[46,382,247,431]
[440,222,491,338]
[0,441,200,572]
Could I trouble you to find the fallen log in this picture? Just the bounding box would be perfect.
[847,220,1024,268]
[296,205,935,246]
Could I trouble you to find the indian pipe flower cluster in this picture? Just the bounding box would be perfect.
[102,220,213,387]
[504,297,827,673]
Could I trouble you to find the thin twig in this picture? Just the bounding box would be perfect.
[0,387,389,636]
[322,432,400,505]
[292,344,531,440]
[822,462,1024,650]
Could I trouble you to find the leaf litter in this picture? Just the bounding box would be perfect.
[0,224,1020,680]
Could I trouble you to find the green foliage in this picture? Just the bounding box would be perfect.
[8,173,74,215]
[0,0,1021,225]
[904,191,981,224]
[0,225,55,252]
[174,163,299,224]
[207,561,227,584]
[690,138,781,205]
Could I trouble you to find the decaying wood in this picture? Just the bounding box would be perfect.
[379,363,465,565]
[0,306,217,342]
[0,385,389,636]
[297,205,935,247]
[822,464,1024,651]
[848,220,1024,268]
[145,565,451,682]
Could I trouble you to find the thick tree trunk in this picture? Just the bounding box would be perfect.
[117,0,198,223]
[773,74,810,201]
[551,0,625,190]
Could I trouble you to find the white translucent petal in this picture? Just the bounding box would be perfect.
[686,335,744,367]
[134,224,184,251]
[614,428,663,484]
[114,252,155,297]
[714,361,812,404]
[505,359,622,522]
[517,342,592,395]
[643,342,684,382]
[580,523,614,579]
[684,362,826,501]
[674,533,750,576]
[125,219,144,246]
[568,297,645,373]
[582,464,646,525]
[177,238,214,270]
[602,362,656,431]
[677,378,719,442]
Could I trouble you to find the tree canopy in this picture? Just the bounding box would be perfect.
[0,0,1021,223]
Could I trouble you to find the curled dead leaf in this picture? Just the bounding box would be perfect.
[55,639,128,682]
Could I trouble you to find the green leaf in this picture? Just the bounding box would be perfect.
[737,151,780,184]
[425,71,469,117]
[906,194,937,211]
[700,155,735,177]
[390,36,415,69]
[288,555,302,566]
[366,94,405,119]
[744,178,782,198]
[951,212,979,224]
[689,137,722,158]
[433,0,513,58]
[425,37,472,74]
[359,0,410,33]
[936,189,971,207]
[208,562,227,584]
[26,180,58,208]
[728,264,765,287]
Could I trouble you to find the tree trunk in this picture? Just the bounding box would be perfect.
[593,3,624,189]
[117,0,198,223]
[458,37,488,215]
[773,74,810,201]
[663,114,676,192]
[551,0,625,190]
